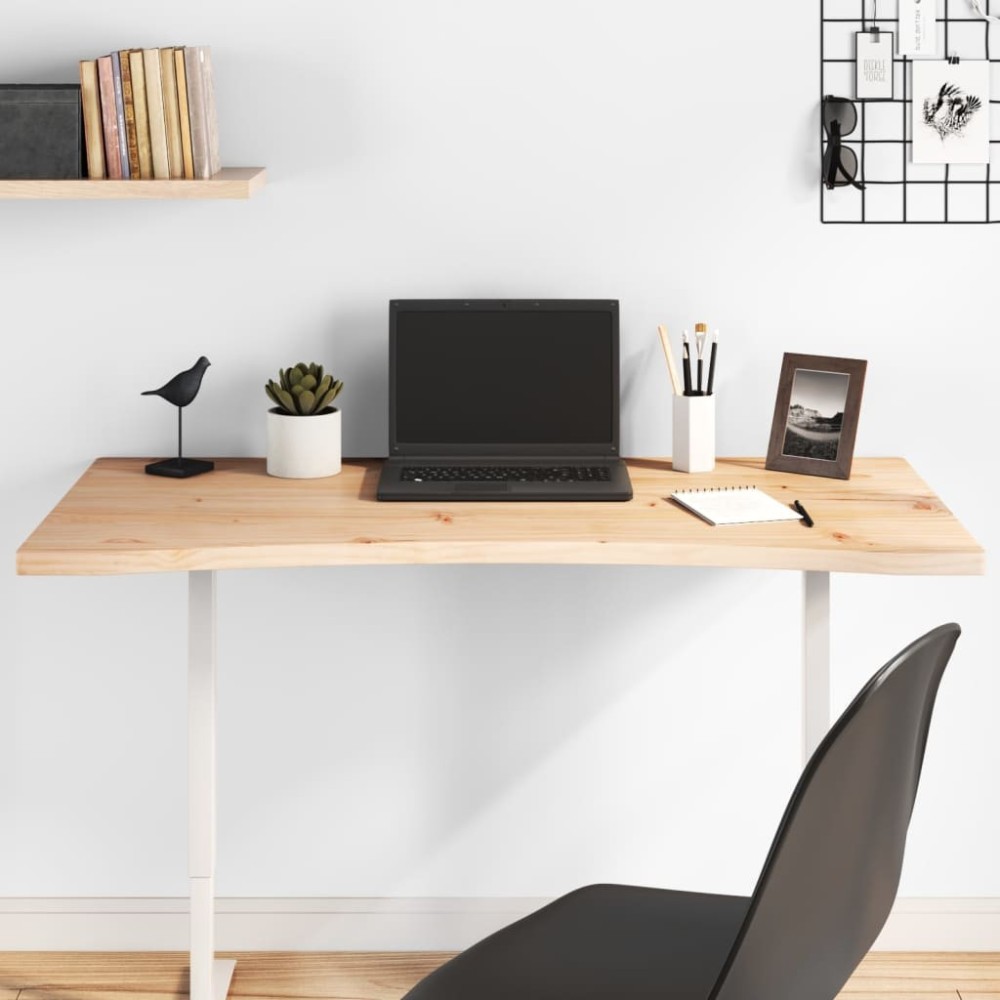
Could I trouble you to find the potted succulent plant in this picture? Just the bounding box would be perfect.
[265,362,344,478]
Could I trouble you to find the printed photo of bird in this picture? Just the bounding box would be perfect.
[141,356,211,408]
[923,82,982,140]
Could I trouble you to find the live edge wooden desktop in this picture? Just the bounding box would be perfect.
[16,456,985,1000]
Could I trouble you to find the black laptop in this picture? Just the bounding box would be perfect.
[377,299,632,501]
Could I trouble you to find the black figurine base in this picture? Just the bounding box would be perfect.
[145,457,215,479]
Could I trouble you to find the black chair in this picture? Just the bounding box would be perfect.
[402,623,961,1000]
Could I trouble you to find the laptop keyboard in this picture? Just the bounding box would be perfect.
[401,465,611,483]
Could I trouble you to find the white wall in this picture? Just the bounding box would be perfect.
[2,0,997,922]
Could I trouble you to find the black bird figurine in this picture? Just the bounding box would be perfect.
[142,356,215,478]
[142,355,211,407]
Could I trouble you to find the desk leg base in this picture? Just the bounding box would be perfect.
[188,959,236,1000]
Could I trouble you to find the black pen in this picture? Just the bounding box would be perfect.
[706,330,718,395]
[792,500,814,527]
[682,331,692,396]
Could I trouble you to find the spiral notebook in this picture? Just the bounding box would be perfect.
[670,486,804,526]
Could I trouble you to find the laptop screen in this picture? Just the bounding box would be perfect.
[390,300,619,456]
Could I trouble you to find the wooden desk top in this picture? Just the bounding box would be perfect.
[15,457,985,577]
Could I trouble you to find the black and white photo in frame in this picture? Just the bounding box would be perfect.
[766,354,867,480]
[912,60,990,164]
[782,369,849,462]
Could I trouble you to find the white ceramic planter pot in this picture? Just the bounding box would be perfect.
[266,408,342,478]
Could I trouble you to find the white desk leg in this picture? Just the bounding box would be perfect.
[802,570,831,764]
[189,571,236,1000]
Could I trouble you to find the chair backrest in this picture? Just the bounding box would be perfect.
[710,623,960,1000]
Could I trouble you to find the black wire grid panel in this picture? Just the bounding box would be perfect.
[821,0,1000,222]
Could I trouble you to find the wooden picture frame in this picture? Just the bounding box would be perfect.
[765,353,867,480]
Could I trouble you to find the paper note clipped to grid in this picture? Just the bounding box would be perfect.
[912,60,991,164]
[856,31,894,99]
[898,0,939,56]
[670,486,804,527]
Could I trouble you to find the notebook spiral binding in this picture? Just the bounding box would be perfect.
[676,486,753,492]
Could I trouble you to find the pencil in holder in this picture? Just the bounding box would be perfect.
[672,394,715,473]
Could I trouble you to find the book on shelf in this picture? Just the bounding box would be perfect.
[199,46,222,177]
[142,48,170,179]
[95,55,122,179]
[109,51,130,178]
[182,46,221,178]
[183,46,210,178]
[79,43,222,181]
[79,60,105,179]
[174,48,195,179]
[118,50,140,177]
[159,47,184,179]
[127,49,153,178]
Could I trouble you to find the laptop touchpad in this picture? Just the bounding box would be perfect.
[454,482,510,494]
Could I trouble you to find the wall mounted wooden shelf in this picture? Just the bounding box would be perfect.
[0,167,266,200]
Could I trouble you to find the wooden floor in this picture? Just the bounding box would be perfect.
[0,952,999,1000]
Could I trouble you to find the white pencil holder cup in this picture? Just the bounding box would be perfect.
[672,395,715,473]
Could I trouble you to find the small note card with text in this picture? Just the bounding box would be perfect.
[898,0,939,57]
[856,31,894,99]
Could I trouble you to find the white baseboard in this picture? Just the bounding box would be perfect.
[0,896,997,952]
[873,897,1000,950]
